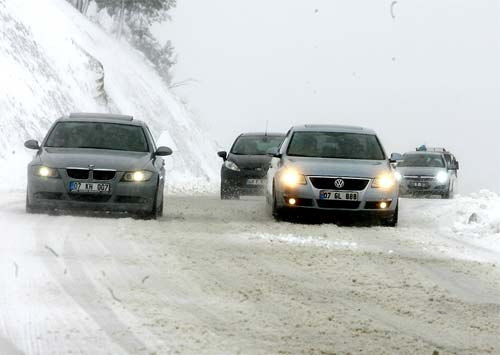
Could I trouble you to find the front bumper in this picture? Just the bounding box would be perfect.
[275,176,399,213]
[221,167,267,195]
[399,178,449,195]
[27,169,157,213]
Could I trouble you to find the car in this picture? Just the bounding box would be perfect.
[217,132,285,199]
[394,149,459,198]
[24,113,173,219]
[266,124,399,226]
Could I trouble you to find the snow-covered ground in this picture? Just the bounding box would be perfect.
[0,0,219,193]
[1,192,500,354]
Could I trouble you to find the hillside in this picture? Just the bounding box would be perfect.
[0,0,219,192]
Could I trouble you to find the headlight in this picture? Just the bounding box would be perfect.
[224,160,240,171]
[34,166,59,178]
[281,169,307,187]
[394,171,403,181]
[372,173,397,189]
[122,171,153,182]
[436,171,448,184]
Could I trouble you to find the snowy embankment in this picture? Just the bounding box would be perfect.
[0,0,219,193]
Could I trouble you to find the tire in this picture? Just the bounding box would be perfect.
[381,203,398,227]
[442,184,453,199]
[25,191,41,214]
[271,182,286,221]
[139,183,162,220]
[156,193,164,218]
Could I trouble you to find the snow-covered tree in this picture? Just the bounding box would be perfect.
[66,0,177,85]
[66,0,90,14]
[93,0,176,24]
[92,0,177,85]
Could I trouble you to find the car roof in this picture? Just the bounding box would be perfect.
[239,132,285,137]
[56,113,146,127]
[291,124,377,135]
[404,151,444,156]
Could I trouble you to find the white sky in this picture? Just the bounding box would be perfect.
[154,0,500,193]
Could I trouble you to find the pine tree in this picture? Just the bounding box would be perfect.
[93,0,176,24]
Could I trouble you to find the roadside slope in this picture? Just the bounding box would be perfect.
[0,0,218,192]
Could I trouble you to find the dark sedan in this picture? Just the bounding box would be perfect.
[24,113,172,219]
[217,133,284,199]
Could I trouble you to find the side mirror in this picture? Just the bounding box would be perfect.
[455,161,460,170]
[266,147,282,158]
[217,151,227,161]
[24,139,40,150]
[389,153,402,163]
[155,146,173,156]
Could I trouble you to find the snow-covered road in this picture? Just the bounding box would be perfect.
[1,192,500,354]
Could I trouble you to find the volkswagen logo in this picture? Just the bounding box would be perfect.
[334,178,345,189]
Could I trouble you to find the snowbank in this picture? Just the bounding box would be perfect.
[400,191,500,262]
[0,0,219,193]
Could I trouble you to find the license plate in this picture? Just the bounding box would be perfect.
[319,190,359,201]
[411,182,428,188]
[69,181,111,194]
[247,179,265,186]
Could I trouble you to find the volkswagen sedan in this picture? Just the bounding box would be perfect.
[266,125,399,226]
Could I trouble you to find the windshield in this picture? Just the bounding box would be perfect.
[398,154,445,168]
[231,136,283,155]
[286,132,385,160]
[45,122,149,152]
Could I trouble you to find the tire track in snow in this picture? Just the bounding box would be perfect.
[34,221,158,355]
[93,225,263,354]
[0,335,24,355]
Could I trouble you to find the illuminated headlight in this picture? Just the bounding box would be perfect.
[34,166,59,178]
[122,171,153,182]
[372,173,397,189]
[224,160,240,171]
[436,171,449,184]
[281,169,307,187]
[394,171,403,181]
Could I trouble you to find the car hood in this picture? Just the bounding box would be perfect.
[227,154,272,169]
[284,157,390,178]
[39,148,152,171]
[396,166,445,177]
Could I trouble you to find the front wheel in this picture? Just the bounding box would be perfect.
[139,184,163,220]
[271,182,286,221]
[380,203,398,227]
[26,192,42,214]
[156,193,164,217]
[442,185,453,199]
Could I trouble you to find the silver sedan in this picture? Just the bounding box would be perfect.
[266,125,399,226]
[24,113,172,219]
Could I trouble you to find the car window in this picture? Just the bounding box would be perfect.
[45,122,149,152]
[286,132,386,160]
[231,136,284,155]
[443,154,452,167]
[398,154,445,168]
[145,126,157,151]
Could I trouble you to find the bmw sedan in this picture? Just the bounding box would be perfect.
[24,113,172,219]
[267,125,399,226]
